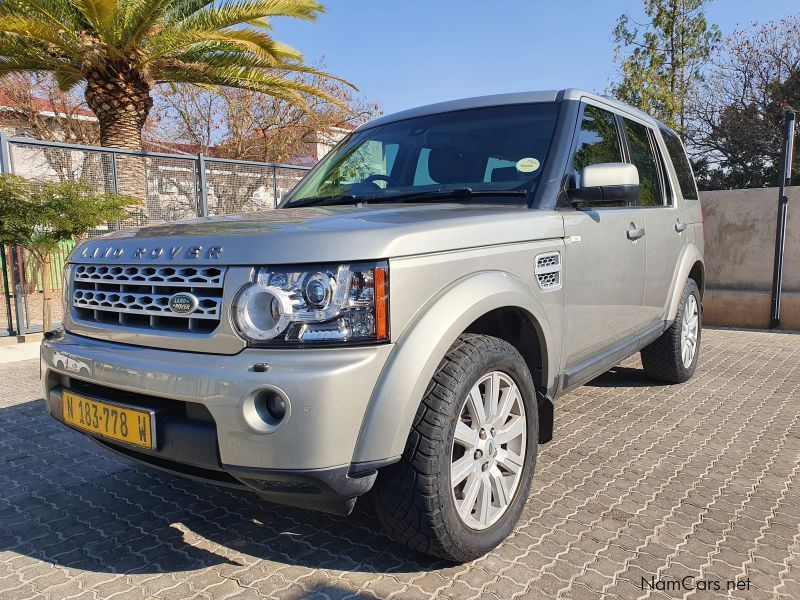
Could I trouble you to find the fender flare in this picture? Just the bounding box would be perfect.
[666,244,704,322]
[351,270,556,464]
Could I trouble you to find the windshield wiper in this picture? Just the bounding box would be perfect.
[286,194,360,208]
[360,187,529,204]
[287,187,528,208]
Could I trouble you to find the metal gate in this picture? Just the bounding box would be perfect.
[0,242,74,337]
[0,133,311,338]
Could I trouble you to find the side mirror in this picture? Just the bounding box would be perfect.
[567,163,640,206]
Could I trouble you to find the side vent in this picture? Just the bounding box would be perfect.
[535,252,562,291]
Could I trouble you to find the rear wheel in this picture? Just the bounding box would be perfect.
[641,278,701,383]
[371,334,538,562]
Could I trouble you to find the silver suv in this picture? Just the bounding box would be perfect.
[41,89,704,561]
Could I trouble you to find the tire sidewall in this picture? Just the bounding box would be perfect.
[677,280,702,378]
[438,342,539,555]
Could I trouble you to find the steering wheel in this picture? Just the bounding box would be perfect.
[363,174,400,188]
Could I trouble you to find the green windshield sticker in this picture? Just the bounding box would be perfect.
[516,157,540,173]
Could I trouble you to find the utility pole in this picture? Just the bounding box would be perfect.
[769,111,796,329]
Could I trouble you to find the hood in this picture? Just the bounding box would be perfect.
[70,204,565,265]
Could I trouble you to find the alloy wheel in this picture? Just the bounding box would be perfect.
[450,371,527,530]
[681,294,700,367]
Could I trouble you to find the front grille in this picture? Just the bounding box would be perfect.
[71,264,226,334]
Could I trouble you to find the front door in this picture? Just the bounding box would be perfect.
[561,103,650,371]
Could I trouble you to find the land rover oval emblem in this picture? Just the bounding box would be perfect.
[168,293,198,315]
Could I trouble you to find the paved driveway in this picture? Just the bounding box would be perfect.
[1,328,799,599]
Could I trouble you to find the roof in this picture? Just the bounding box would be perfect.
[357,88,663,131]
[0,92,96,120]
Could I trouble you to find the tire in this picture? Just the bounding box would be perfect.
[641,278,702,383]
[371,334,539,562]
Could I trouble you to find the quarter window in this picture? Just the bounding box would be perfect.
[659,126,699,200]
[623,119,663,207]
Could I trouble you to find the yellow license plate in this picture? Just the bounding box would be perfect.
[62,390,155,449]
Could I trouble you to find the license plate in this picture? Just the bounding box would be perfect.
[62,390,155,449]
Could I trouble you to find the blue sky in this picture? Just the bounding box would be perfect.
[272,1,800,115]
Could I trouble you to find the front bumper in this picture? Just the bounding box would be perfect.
[41,331,396,514]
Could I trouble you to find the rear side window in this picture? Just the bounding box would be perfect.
[659,127,698,200]
[571,105,623,175]
[622,119,663,207]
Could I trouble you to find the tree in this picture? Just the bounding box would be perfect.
[0,0,348,152]
[146,69,379,163]
[0,73,105,186]
[611,0,720,134]
[144,70,380,213]
[688,17,800,190]
[0,73,98,144]
[0,175,133,331]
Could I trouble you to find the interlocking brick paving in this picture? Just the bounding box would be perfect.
[1,328,799,599]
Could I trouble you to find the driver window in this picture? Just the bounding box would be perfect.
[571,105,623,178]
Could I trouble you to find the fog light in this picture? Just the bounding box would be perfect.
[266,393,287,420]
[243,387,290,433]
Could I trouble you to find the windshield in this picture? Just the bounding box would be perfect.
[282,102,560,207]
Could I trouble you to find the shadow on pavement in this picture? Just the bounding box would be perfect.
[0,399,446,576]
[584,365,673,388]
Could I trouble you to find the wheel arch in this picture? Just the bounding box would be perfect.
[351,270,557,465]
[688,260,705,298]
[666,244,704,322]
[463,306,553,443]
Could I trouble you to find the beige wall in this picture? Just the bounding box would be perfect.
[700,186,800,329]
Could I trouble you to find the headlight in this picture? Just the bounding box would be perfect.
[233,261,389,346]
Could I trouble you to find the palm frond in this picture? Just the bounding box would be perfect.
[0,0,85,29]
[67,0,119,40]
[0,32,50,57]
[163,49,354,87]
[0,55,68,73]
[175,0,323,33]
[0,14,81,55]
[117,0,176,48]
[244,17,273,30]
[161,65,305,101]
[156,64,345,109]
[163,0,215,24]
[53,66,86,91]
[147,27,302,64]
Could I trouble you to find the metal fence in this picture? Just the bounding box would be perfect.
[0,134,312,336]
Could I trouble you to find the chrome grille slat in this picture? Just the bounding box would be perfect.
[73,290,221,320]
[71,264,226,334]
[73,264,224,287]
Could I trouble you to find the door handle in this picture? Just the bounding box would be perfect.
[627,227,645,240]
[675,222,687,232]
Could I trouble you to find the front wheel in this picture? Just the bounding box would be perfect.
[371,334,538,562]
[641,278,702,383]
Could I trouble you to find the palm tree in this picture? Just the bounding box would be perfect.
[0,0,347,151]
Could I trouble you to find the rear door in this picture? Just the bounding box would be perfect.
[620,117,685,323]
[561,102,649,371]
